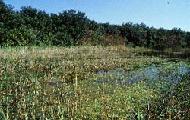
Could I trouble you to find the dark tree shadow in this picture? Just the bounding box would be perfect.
[140,50,190,60]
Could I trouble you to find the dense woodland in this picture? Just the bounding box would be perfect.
[0,0,190,50]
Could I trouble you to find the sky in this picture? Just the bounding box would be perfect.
[4,0,190,31]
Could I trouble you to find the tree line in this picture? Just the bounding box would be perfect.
[0,0,190,50]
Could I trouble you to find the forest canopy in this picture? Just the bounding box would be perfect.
[0,0,190,50]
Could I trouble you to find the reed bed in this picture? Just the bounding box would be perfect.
[0,46,189,119]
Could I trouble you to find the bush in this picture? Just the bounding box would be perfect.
[54,32,74,46]
[4,26,37,46]
[35,32,55,46]
[0,23,5,45]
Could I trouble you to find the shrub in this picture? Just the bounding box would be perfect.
[54,32,74,46]
[4,26,37,46]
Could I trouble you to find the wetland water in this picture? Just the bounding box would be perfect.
[95,63,190,86]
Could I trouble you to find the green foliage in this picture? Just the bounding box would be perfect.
[0,0,13,23]
[0,25,5,45]
[54,32,74,46]
[0,109,6,120]
[90,28,104,45]
[0,0,190,49]
[4,26,37,46]
[35,32,55,46]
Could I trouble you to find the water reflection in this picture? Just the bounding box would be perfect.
[95,63,190,86]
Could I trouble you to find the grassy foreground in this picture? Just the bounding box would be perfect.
[0,46,189,119]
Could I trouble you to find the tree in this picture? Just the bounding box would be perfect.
[20,6,51,31]
[0,0,189,49]
[185,32,190,48]
[57,10,89,45]
[0,0,15,29]
[4,26,37,46]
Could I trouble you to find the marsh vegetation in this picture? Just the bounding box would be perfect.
[0,46,189,119]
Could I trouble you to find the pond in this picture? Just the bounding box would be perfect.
[95,62,190,86]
